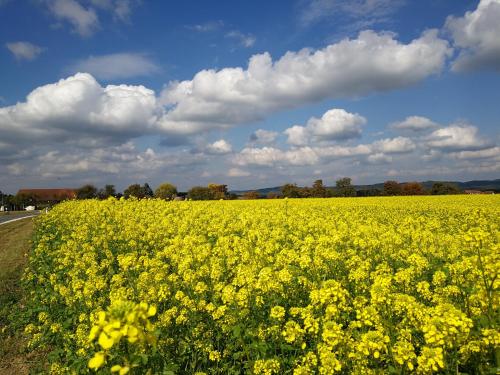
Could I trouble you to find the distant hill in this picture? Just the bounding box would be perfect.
[230,179,500,196]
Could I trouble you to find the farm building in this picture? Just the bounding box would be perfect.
[16,188,77,206]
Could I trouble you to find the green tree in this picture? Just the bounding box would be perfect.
[281,183,302,198]
[77,184,98,200]
[356,188,382,197]
[187,186,215,200]
[431,182,460,195]
[267,191,281,199]
[335,177,356,197]
[12,192,36,208]
[207,184,228,199]
[402,182,426,196]
[312,179,326,198]
[383,180,402,196]
[98,185,116,199]
[154,183,178,200]
[124,184,144,199]
[242,191,261,200]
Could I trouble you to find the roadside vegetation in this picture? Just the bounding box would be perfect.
[0,218,47,374]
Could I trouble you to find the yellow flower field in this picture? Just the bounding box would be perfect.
[22,196,499,374]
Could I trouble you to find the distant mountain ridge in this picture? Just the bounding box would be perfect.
[230,179,500,195]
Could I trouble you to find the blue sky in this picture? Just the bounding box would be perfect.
[0,0,499,193]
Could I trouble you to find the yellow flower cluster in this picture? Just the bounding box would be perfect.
[21,195,499,373]
[87,300,157,372]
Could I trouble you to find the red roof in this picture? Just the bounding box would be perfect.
[17,188,76,201]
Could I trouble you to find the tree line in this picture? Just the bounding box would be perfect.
[74,182,232,201]
[75,179,461,200]
[246,179,461,199]
[0,179,462,210]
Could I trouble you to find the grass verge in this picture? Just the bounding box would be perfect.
[0,218,46,374]
[0,211,34,217]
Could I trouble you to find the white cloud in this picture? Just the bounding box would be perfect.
[90,0,135,22]
[235,133,421,168]
[159,29,450,135]
[6,41,44,61]
[250,129,279,145]
[48,0,99,37]
[426,124,490,151]
[113,0,133,21]
[204,139,233,155]
[373,136,416,154]
[284,125,309,146]
[70,53,160,80]
[227,167,251,177]
[7,163,25,176]
[311,108,364,140]
[226,30,256,47]
[450,146,500,160]
[390,115,438,131]
[315,144,372,159]
[285,108,365,145]
[300,0,406,30]
[4,141,205,182]
[367,153,392,164]
[421,150,442,162]
[446,0,500,72]
[234,143,375,167]
[0,73,159,145]
[234,147,319,167]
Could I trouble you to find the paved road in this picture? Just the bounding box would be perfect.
[0,212,40,225]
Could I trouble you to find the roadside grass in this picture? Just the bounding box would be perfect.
[0,218,46,374]
[0,211,33,217]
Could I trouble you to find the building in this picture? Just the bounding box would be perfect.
[16,188,77,206]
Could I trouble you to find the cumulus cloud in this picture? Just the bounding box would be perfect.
[307,109,365,140]
[390,116,438,132]
[204,139,233,155]
[285,109,366,145]
[426,124,491,151]
[367,153,392,164]
[235,133,419,168]
[6,41,44,61]
[446,0,500,72]
[0,73,159,146]
[250,129,279,145]
[158,29,450,135]
[315,144,372,159]
[284,126,309,147]
[48,0,99,37]
[227,167,251,177]
[234,147,320,167]
[70,53,160,80]
[450,146,500,160]
[372,136,416,154]
[285,108,366,145]
[2,140,206,189]
[234,142,383,167]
